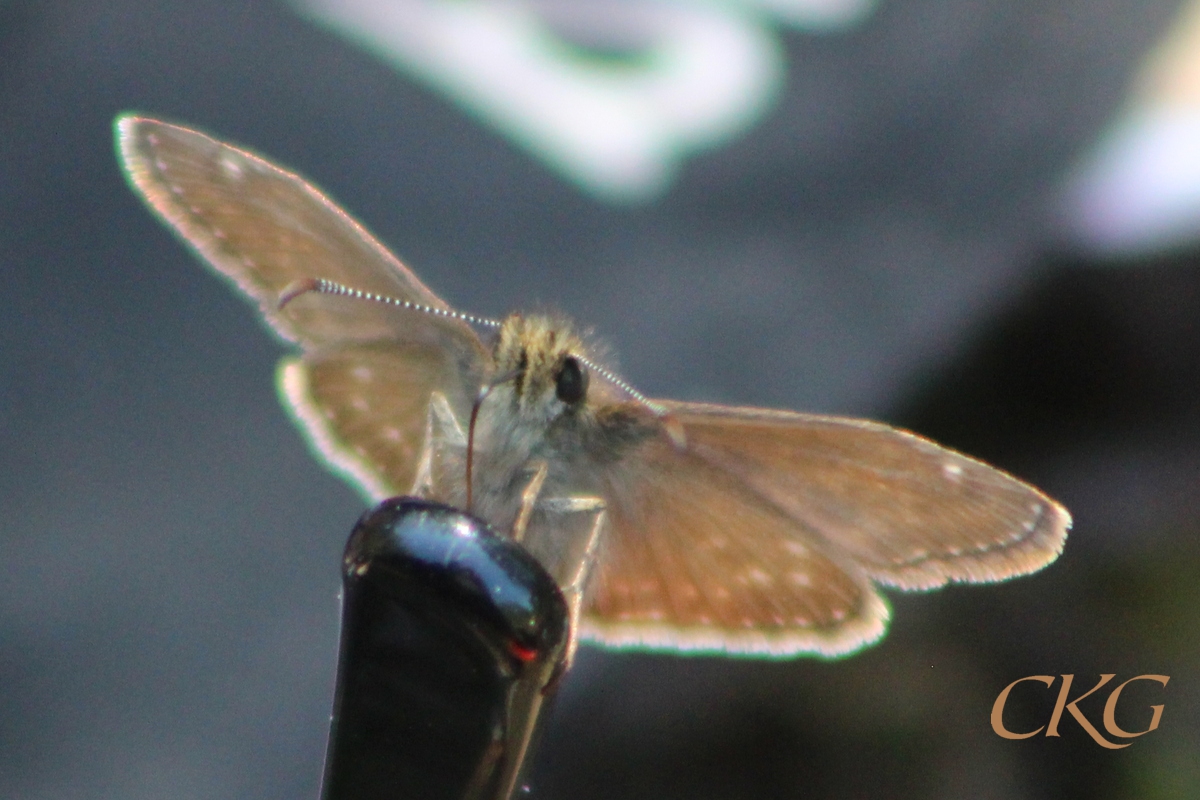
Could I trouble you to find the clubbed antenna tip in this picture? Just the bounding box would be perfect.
[274,277,503,329]
[278,278,323,310]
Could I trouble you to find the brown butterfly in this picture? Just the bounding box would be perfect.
[115,114,1069,659]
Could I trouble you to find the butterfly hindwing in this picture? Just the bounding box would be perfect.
[280,342,486,501]
[583,431,890,657]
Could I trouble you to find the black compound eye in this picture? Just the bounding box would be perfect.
[554,357,588,405]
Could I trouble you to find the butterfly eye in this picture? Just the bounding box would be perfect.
[555,357,588,406]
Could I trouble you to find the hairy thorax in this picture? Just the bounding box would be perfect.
[461,313,659,537]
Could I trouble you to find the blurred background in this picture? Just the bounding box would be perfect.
[2,0,1199,798]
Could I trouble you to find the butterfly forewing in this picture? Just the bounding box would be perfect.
[116,116,484,359]
[662,402,1069,590]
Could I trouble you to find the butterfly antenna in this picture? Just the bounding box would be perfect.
[572,353,666,416]
[571,354,683,448]
[278,278,502,329]
[281,278,681,444]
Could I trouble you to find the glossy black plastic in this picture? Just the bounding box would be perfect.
[320,497,569,800]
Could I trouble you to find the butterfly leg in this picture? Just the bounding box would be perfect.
[521,493,607,668]
[510,460,549,545]
[410,392,468,503]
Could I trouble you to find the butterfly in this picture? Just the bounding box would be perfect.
[115,114,1070,659]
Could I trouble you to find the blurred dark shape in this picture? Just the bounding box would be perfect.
[322,497,568,800]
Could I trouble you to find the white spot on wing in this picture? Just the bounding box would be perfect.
[219,153,244,180]
[746,568,772,586]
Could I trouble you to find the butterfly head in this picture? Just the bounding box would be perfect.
[493,313,590,423]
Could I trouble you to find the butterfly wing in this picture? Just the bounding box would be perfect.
[582,401,1069,657]
[115,115,485,358]
[117,116,491,500]
[280,342,484,501]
